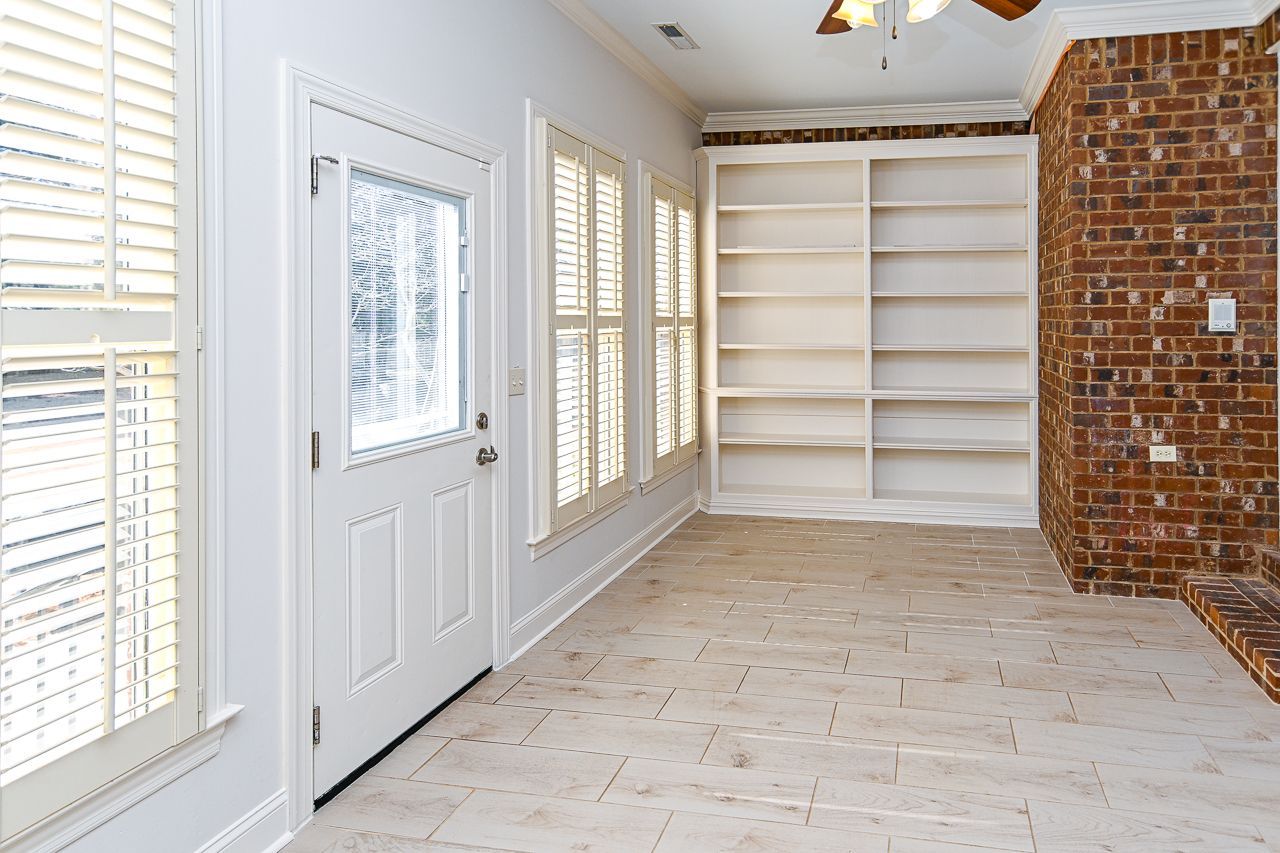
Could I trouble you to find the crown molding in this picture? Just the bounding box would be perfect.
[1253,0,1280,24]
[543,0,708,126]
[701,100,1030,133]
[1019,0,1280,114]
[1020,9,1071,116]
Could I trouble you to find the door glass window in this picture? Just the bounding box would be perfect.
[348,170,467,456]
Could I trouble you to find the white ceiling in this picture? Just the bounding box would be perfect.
[578,0,1157,114]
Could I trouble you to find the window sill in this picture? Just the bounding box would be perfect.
[527,489,634,560]
[639,455,699,496]
[4,704,244,853]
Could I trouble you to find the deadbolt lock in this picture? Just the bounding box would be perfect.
[476,412,489,430]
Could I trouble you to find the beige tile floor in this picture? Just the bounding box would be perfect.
[286,514,1280,853]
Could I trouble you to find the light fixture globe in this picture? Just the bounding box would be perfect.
[833,0,880,27]
[906,0,951,22]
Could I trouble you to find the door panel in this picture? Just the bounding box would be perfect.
[346,505,403,694]
[431,481,474,639]
[311,104,495,796]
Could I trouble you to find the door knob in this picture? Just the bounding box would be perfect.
[476,445,499,466]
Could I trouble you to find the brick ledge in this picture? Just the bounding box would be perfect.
[1180,576,1279,704]
[1260,550,1280,592]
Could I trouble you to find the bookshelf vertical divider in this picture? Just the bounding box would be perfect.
[696,136,1039,526]
[861,158,875,501]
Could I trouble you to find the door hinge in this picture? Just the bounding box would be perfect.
[311,154,339,195]
[312,705,321,746]
[197,687,204,713]
[311,431,320,469]
[195,325,205,352]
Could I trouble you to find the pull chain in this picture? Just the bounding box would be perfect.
[881,5,888,70]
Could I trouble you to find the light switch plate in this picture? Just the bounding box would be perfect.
[1149,445,1177,462]
[508,367,526,396]
[1208,298,1236,332]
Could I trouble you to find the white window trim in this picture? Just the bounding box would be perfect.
[526,489,631,560]
[637,162,698,495]
[639,450,699,496]
[0,2,239,848]
[3,707,240,853]
[197,0,235,734]
[526,101,632,558]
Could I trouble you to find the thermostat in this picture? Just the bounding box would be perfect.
[1208,298,1236,333]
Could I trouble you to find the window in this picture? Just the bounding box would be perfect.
[533,120,628,545]
[643,171,697,488]
[0,0,200,841]
[347,172,467,458]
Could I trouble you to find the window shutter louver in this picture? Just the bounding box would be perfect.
[592,154,624,501]
[0,0,197,837]
[544,126,626,534]
[550,136,591,522]
[647,177,696,482]
[652,195,674,463]
[675,198,697,455]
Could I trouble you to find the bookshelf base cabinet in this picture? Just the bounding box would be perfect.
[697,137,1039,527]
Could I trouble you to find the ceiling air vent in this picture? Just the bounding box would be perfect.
[653,22,699,50]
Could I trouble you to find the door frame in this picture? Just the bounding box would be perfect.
[283,65,510,831]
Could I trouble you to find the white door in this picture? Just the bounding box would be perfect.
[310,104,495,796]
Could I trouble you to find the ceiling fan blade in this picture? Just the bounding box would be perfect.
[969,0,1041,20]
[817,0,853,34]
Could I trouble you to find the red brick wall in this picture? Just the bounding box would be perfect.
[701,121,1029,146]
[1036,52,1079,590]
[1034,26,1280,597]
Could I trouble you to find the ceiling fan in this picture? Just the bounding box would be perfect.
[817,0,1040,34]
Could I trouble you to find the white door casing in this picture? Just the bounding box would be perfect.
[309,103,495,796]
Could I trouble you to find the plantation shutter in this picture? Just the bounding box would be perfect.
[547,127,626,532]
[549,129,592,528]
[0,0,198,839]
[652,192,675,470]
[674,192,697,457]
[592,151,625,504]
[649,177,696,481]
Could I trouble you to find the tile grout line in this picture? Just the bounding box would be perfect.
[647,809,676,853]
[596,752,630,805]
[423,786,478,844]
[802,773,820,827]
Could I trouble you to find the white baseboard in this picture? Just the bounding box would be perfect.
[196,789,290,853]
[702,495,1040,528]
[506,492,699,659]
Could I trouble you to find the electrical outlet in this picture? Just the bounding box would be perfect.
[1149,445,1177,462]
[508,367,526,396]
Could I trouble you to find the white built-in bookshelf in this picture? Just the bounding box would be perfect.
[696,137,1038,526]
